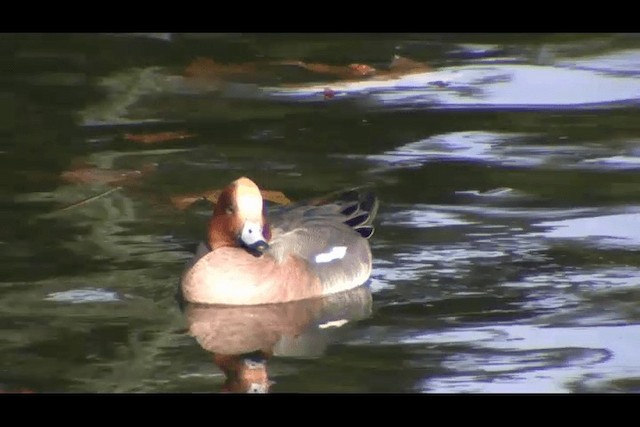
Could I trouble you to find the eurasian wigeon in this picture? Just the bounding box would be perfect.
[179,177,378,306]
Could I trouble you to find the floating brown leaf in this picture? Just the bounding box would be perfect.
[260,190,292,206]
[184,57,259,82]
[124,131,195,145]
[347,63,377,77]
[275,60,377,80]
[171,188,292,211]
[183,56,429,90]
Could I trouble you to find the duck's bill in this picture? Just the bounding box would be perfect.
[240,221,270,254]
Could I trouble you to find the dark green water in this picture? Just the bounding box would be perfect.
[2,33,640,392]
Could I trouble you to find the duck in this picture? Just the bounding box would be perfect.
[179,177,378,306]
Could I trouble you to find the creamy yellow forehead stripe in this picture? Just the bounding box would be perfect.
[234,177,263,217]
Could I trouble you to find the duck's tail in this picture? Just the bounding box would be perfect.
[304,185,379,239]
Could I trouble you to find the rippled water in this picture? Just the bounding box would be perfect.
[2,33,640,393]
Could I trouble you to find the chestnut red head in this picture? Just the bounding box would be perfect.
[207,177,270,255]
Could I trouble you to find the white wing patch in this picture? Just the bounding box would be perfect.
[318,319,349,329]
[314,246,347,263]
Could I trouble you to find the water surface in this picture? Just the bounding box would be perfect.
[2,33,640,393]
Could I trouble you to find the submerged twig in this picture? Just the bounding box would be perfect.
[42,186,123,217]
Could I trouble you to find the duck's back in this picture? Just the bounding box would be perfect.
[268,186,378,240]
[265,186,379,295]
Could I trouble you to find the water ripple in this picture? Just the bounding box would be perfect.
[416,324,637,392]
[532,212,640,248]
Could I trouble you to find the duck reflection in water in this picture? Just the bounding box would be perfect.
[182,285,372,392]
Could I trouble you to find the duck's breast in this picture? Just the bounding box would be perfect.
[181,247,323,305]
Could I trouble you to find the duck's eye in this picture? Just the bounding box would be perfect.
[225,206,234,215]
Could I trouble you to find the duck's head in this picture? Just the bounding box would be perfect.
[207,177,270,255]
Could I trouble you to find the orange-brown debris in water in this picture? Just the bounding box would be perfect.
[184,57,259,82]
[183,55,430,89]
[124,131,196,145]
[276,60,377,79]
[170,188,292,211]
